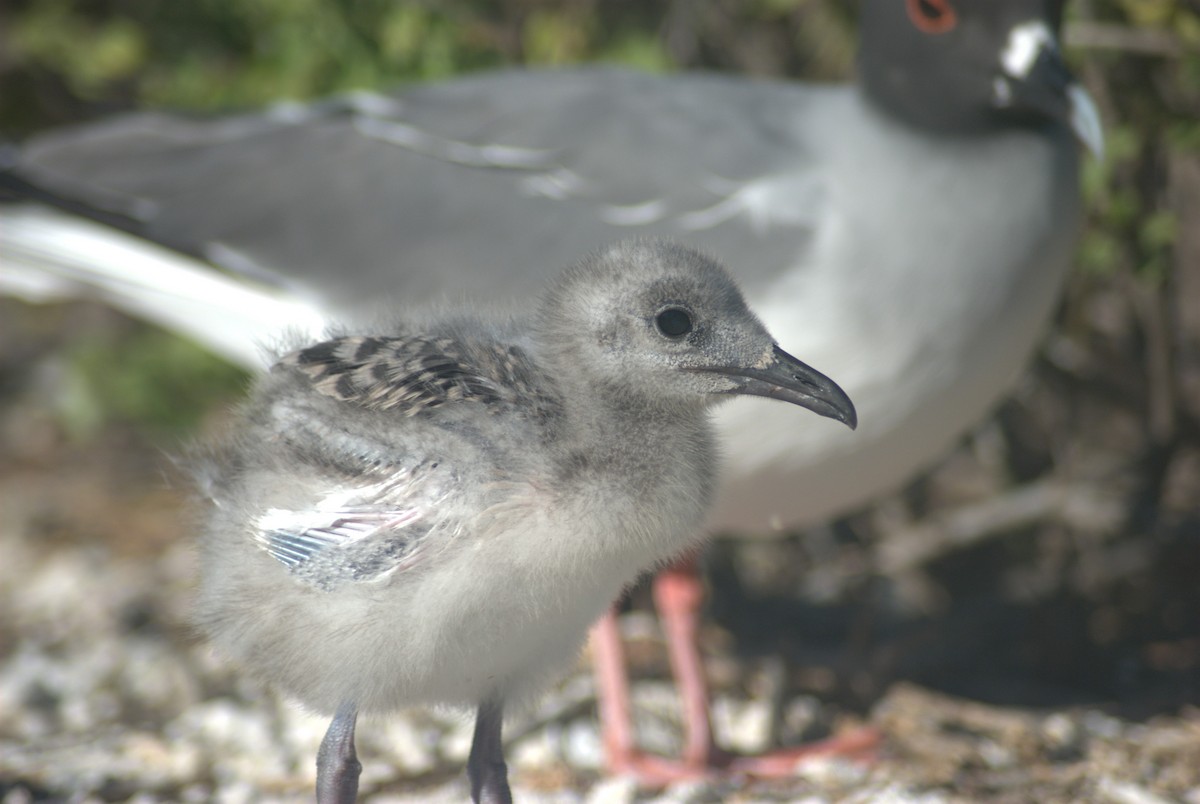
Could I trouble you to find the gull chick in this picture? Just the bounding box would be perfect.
[193,239,856,803]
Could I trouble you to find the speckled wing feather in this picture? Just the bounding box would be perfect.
[253,459,456,591]
[277,334,560,418]
[255,334,560,589]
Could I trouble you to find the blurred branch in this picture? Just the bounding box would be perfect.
[1065,21,1188,58]
[875,480,1127,576]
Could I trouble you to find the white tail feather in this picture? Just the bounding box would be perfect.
[0,205,328,370]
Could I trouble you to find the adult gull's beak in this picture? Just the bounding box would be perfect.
[1066,83,1104,160]
[994,21,1105,159]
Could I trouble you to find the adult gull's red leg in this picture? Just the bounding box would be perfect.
[591,557,882,785]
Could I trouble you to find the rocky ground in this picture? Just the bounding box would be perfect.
[0,230,1197,803]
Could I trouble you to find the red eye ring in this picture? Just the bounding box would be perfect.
[906,0,958,34]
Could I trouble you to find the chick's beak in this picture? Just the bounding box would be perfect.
[706,345,857,430]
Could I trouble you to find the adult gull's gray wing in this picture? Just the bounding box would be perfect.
[8,68,828,317]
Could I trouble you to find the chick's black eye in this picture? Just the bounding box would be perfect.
[655,307,693,338]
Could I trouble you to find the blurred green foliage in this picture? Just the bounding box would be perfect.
[58,324,248,439]
[0,0,1196,437]
[1066,2,1200,289]
[0,1,859,128]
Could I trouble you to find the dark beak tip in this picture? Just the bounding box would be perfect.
[827,395,857,431]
